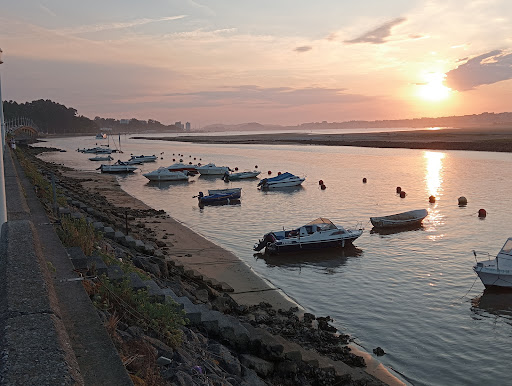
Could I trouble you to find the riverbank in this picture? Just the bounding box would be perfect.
[133,126,512,152]
[28,145,406,385]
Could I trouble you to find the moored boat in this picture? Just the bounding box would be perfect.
[196,189,241,206]
[98,161,137,173]
[207,187,242,198]
[89,155,114,161]
[257,172,305,189]
[196,163,230,175]
[223,170,260,182]
[473,238,512,289]
[143,167,189,181]
[127,154,158,164]
[254,218,363,254]
[370,209,428,229]
[167,163,199,174]
[78,147,113,154]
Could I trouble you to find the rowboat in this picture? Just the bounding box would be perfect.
[223,170,260,181]
[370,209,428,229]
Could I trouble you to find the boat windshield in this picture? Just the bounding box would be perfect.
[499,239,512,256]
[305,218,336,230]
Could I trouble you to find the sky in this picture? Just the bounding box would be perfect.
[1,0,511,127]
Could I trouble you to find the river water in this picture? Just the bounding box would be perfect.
[36,133,512,386]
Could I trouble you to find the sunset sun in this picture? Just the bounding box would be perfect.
[417,72,452,101]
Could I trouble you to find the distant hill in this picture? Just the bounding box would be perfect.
[198,112,512,132]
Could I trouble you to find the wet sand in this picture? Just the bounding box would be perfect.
[134,126,512,152]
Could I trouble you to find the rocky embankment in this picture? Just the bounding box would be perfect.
[24,145,391,386]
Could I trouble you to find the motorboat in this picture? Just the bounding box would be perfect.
[207,187,242,198]
[254,218,363,254]
[223,170,260,182]
[196,163,230,175]
[78,147,113,154]
[95,133,107,139]
[257,172,305,189]
[126,154,158,164]
[89,155,113,161]
[370,209,428,229]
[196,188,241,206]
[143,167,189,181]
[473,238,512,289]
[98,161,137,173]
[167,163,199,175]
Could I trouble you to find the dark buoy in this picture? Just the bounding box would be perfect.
[400,191,406,198]
[318,180,324,185]
[235,167,238,171]
[396,186,402,193]
[458,196,468,206]
[429,195,436,203]
[198,163,202,166]
[194,157,196,160]
[320,184,326,190]
[278,172,282,175]
[268,170,272,175]
[478,209,487,218]
[362,178,367,183]
[255,165,258,169]
[173,158,175,161]
[189,162,192,165]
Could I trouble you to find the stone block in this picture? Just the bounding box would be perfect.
[143,244,155,255]
[143,280,165,303]
[134,240,145,252]
[71,212,84,220]
[107,265,125,282]
[87,256,108,276]
[92,222,104,231]
[58,207,71,216]
[103,227,115,238]
[123,235,137,248]
[128,272,146,291]
[240,354,274,377]
[114,231,125,242]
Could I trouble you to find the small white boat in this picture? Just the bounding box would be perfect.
[223,170,260,182]
[207,187,242,197]
[78,147,113,154]
[196,163,230,175]
[257,172,305,189]
[474,238,512,289]
[167,163,199,174]
[95,133,107,139]
[98,161,137,173]
[89,155,113,161]
[254,218,363,254]
[127,154,158,163]
[370,209,428,229]
[143,167,189,181]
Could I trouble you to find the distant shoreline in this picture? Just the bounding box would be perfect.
[133,126,512,153]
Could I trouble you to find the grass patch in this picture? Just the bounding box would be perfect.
[57,217,99,256]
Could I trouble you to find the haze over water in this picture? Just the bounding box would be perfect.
[38,133,512,386]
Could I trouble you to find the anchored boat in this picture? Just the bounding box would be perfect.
[223,170,260,182]
[143,167,189,181]
[473,238,512,289]
[370,209,428,229]
[257,172,305,189]
[254,218,363,254]
[98,161,137,173]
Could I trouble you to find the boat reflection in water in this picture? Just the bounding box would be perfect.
[198,199,241,209]
[471,288,512,319]
[144,179,191,190]
[256,246,362,269]
[370,224,425,236]
[259,185,304,195]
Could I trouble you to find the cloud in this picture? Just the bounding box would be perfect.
[56,15,187,35]
[294,46,312,53]
[445,50,512,91]
[344,17,406,44]
[163,85,373,108]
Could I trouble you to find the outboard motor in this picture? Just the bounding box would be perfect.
[223,171,230,182]
[198,192,204,199]
[253,233,272,251]
[257,178,267,187]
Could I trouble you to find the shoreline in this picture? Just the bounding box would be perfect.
[32,146,406,385]
[132,126,512,152]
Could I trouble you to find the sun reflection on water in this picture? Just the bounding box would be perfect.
[424,151,446,239]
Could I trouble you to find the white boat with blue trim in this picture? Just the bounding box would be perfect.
[254,218,363,254]
[257,172,304,189]
[473,238,512,289]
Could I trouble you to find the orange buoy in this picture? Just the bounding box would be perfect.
[400,191,406,198]
[458,196,467,206]
[362,178,367,183]
[396,186,402,193]
[320,184,326,190]
[278,172,282,175]
[318,180,324,185]
[429,195,436,203]
[478,209,487,217]
[268,171,272,175]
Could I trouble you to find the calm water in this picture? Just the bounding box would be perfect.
[37,134,512,386]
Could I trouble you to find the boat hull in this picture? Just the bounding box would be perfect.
[267,236,360,254]
[198,168,229,175]
[474,267,512,289]
[370,209,428,229]
[260,179,304,189]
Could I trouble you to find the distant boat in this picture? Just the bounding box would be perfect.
[98,161,137,173]
[223,170,260,182]
[143,167,189,181]
[127,154,158,163]
[196,188,242,206]
[89,155,113,161]
[196,163,230,175]
[474,238,512,289]
[257,172,305,189]
[167,163,199,174]
[95,133,107,139]
[370,209,428,229]
[207,187,242,197]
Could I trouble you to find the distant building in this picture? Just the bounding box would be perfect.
[185,122,191,131]
[120,119,130,124]
[175,121,184,129]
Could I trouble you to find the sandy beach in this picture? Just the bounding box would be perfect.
[134,126,512,152]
